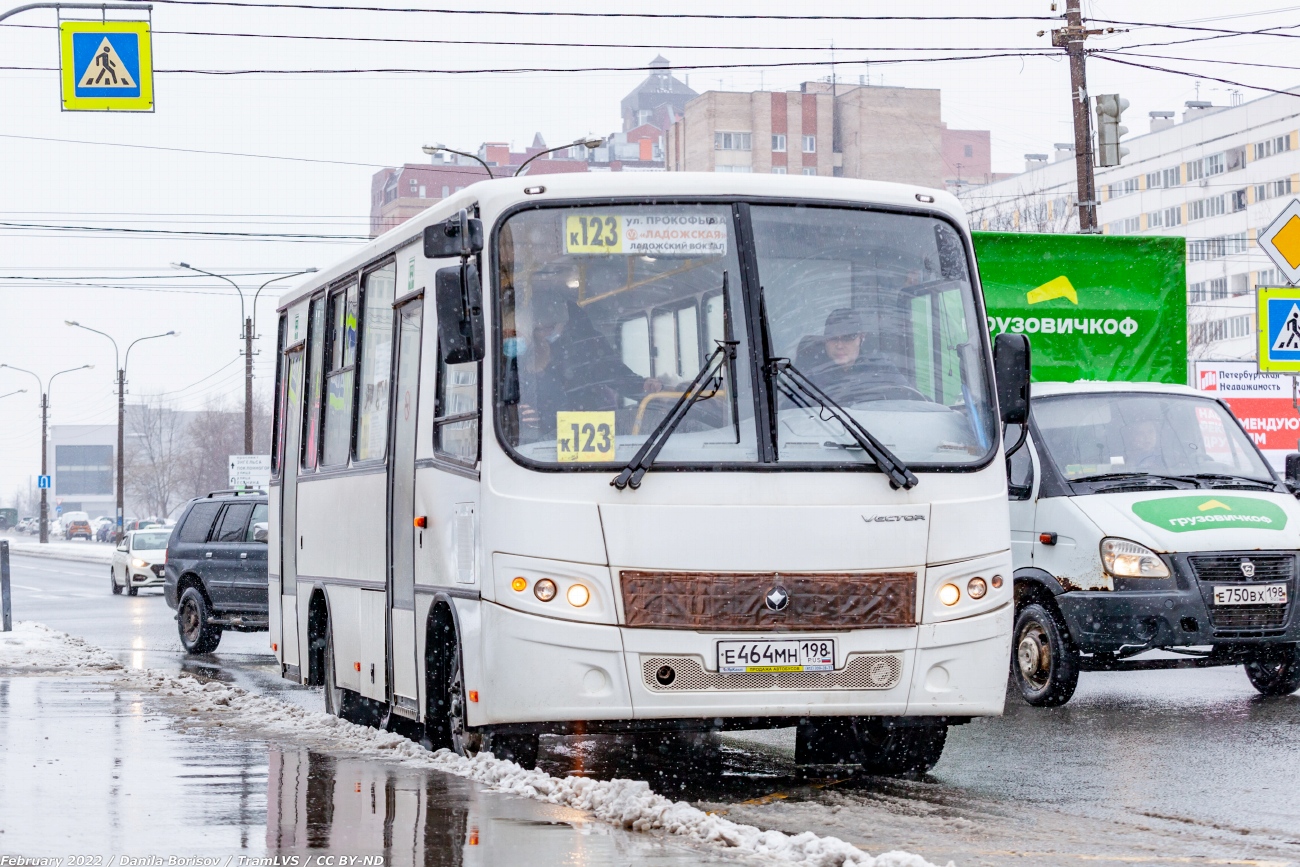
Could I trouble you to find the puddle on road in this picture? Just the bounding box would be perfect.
[0,678,731,865]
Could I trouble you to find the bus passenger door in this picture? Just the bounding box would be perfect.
[387,297,423,712]
[280,348,305,671]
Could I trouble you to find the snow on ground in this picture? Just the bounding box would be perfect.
[3,621,951,867]
[1,534,115,564]
[0,621,123,673]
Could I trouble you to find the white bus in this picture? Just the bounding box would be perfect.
[269,173,1029,775]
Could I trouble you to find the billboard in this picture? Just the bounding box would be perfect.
[1194,360,1299,470]
[973,232,1187,384]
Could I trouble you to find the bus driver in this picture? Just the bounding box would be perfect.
[514,285,661,438]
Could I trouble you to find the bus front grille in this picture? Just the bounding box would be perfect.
[641,654,903,692]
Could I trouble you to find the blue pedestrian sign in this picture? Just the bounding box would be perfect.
[37,475,51,490]
[1257,286,1300,373]
[59,21,154,112]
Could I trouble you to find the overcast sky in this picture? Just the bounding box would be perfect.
[1,0,1296,502]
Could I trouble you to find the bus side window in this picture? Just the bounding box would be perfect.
[322,283,358,467]
[301,296,326,470]
[620,316,651,379]
[272,314,287,475]
[433,347,479,465]
[356,263,397,462]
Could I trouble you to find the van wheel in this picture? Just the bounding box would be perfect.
[177,587,222,654]
[1245,644,1300,696]
[111,568,122,595]
[1013,602,1080,707]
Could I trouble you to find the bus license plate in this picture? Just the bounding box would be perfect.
[1213,583,1288,606]
[717,639,835,673]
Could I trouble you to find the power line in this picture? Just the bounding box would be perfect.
[0,133,388,168]
[1090,53,1300,99]
[0,220,369,240]
[1095,49,1300,74]
[0,50,1059,76]
[132,2,1056,22]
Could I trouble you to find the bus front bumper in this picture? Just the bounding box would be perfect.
[468,601,1011,728]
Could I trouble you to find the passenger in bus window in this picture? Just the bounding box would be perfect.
[797,308,908,405]
[517,287,661,436]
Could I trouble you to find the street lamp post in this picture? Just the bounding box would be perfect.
[0,389,26,401]
[0,364,92,543]
[65,323,177,541]
[514,137,605,177]
[173,265,315,454]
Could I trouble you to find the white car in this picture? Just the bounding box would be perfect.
[111,528,173,596]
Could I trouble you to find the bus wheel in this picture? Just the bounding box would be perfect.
[446,642,487,760]
[856,718,948,777]
[177,587,222,654]
[1013,602,1079,707]
[323,623,373,725]
[1245,644,1300,696]
[483,733,539,770]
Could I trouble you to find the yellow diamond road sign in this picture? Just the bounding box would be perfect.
[1258,198,1300,283]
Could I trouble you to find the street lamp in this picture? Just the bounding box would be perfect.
[172,264,316,454]
[422,144,495,179]
[0,389,26,400]
[65,322,178,541]
[514,136,604,177]
[0,363,92,543]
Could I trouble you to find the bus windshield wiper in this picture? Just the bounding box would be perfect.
[768,357,918,490]
[611,340,737,491]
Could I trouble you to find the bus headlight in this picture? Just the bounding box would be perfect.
[534,578,557,602]
[566,583,590,607]
[1100,538,1170,578]
[967,576,987,599]
[938,583,961,606]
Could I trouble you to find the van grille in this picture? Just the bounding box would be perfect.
[641,654,903,692]
[1187,554,1294,583]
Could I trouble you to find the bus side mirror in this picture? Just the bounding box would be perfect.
[436,261,484,364]
[1286,454,1300,494]
[993,333,1031,426]
[424,209,483,258]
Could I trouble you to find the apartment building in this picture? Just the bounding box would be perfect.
[959,89,1300,360]
[666,81,992,191]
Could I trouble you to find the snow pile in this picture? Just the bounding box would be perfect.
[0,621,123,672]
[13,623,950,867]
[2,536,115,564]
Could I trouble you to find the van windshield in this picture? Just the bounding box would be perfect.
[494,202,995,469]
[1034,392,1274,482]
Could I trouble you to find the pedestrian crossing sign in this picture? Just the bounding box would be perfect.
[59,20,153,112]
[1257,286,1300,372]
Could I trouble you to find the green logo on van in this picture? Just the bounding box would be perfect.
[1131,496,1288,533]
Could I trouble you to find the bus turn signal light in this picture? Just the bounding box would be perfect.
[414,516,427,528]
[468,690,479,703]
[938,583,961,606]
[511,577,527,592]
[354,662,361,672]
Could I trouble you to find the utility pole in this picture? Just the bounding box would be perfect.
[1052,0,1103,234]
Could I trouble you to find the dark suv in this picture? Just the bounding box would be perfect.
[164,490,270,654]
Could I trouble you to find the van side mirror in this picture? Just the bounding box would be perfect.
[993,333,1031,426]
[423,209,483,258]
[1286,454,1300,494]
[436,261,485,364]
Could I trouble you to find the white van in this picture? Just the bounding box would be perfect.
[1008,381,1300,705]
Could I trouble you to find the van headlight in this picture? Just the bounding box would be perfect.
[1100,538,1170,578]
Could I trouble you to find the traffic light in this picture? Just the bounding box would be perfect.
[1095,94,1130,167]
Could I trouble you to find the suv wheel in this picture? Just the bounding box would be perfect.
[177,586,222,654]
[110,567,122,595]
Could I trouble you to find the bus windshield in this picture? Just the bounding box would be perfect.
[1034,392,1274,482]
[495,202,995,469]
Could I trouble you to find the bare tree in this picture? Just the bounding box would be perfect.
[125,398,190,519]
[182,397,243,496]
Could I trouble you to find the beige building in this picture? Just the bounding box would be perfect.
[667,81,987,190]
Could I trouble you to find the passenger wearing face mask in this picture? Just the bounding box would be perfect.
[513,287,661,437]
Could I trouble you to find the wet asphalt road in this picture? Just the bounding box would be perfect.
[5,547,1300,866]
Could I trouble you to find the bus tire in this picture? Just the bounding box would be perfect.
[177,587,222,654]
[1245,644,1300,696]
[856,718,948,777]
[1013,602,1079,707]
[111,568,122,595]
[483,733,539,769]
[446,641,488,761]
